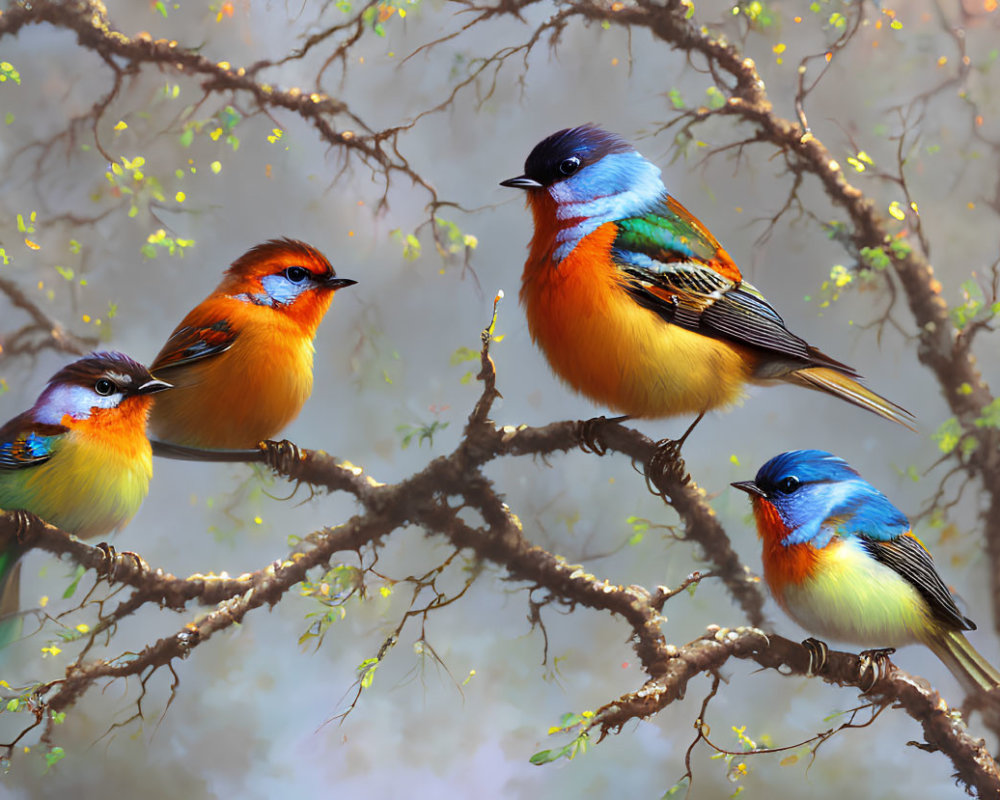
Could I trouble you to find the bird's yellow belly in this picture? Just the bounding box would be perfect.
[522,240,752,418]
[0,434,152,539]
[777,541,931,648]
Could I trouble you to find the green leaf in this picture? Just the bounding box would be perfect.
[858,246,890,272]
[402,233,421,260]
[44,746,65,770]
[63,565,86,599]
[358,657,379,688]
[888,238,911,259]
[0,62,21,85]
[529,749,558,765]
[932,417,962,454]
[218,106,242,132]
[449,346,479,366]
[975,397,1000,429]
[705,86,725,110]
[663,777,690,797]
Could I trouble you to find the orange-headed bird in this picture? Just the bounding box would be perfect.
[0,353,170,644]
[501,125,911,427]
[148,238,355,449]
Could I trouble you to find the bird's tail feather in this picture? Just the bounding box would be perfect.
[927,629,1000,697]
[792,366,915,430]
[0,555,23,650]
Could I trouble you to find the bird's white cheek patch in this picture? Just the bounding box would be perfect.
[259,274,310,306]
[35,384,123,424]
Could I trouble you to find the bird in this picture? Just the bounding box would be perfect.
[732,449,1000,698]
[500,125,912,428]
[0,352,170,645]
[147,238,356,450]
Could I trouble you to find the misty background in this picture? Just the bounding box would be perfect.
[0,0,997,796]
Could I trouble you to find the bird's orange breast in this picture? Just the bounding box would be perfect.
[518,219,754,418]
[149,300,316,448]
[66,394,155,463]
[752,498,821,604]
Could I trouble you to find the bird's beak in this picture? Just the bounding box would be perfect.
[731,480,766,498]
[500,175,543,189]
[137,378,172,395]
[324,275,357,290]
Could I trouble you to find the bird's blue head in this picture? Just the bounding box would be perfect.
[33,352,171,425]
[501,125,633,189]
[501,125,666,260]
[732,450,909,547]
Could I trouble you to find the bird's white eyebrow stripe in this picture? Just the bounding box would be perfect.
[105,371,132,385]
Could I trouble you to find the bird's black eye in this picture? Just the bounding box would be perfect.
[95,378,116,396]
[285,266,309,283]
[558,156,581,177]
[777,476,801,494]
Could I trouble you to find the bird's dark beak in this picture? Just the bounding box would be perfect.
[138,378,172,395]
[324,276,357,290]
[731,480,766,498]
[500,175,543,189]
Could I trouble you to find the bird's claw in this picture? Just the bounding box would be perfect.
[643,412,706,498]
[577,416,622,456]
[96,542,117,583]
[95,543,147,584]
[0,509,37,543]
[10,509,37,542]
[857,647,896,692]
[645,438,691,498]
[259,439,303,474]
[802,637,829,677]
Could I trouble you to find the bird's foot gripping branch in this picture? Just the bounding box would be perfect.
[0,314,994,793]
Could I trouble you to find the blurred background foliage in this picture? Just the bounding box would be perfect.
[0,0,999,796]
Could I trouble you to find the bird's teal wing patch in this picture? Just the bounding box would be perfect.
[615,196,742,282]
[0,413,64,470]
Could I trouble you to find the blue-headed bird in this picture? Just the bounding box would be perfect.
[733,449,1000,697]
[501,125,911,427]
